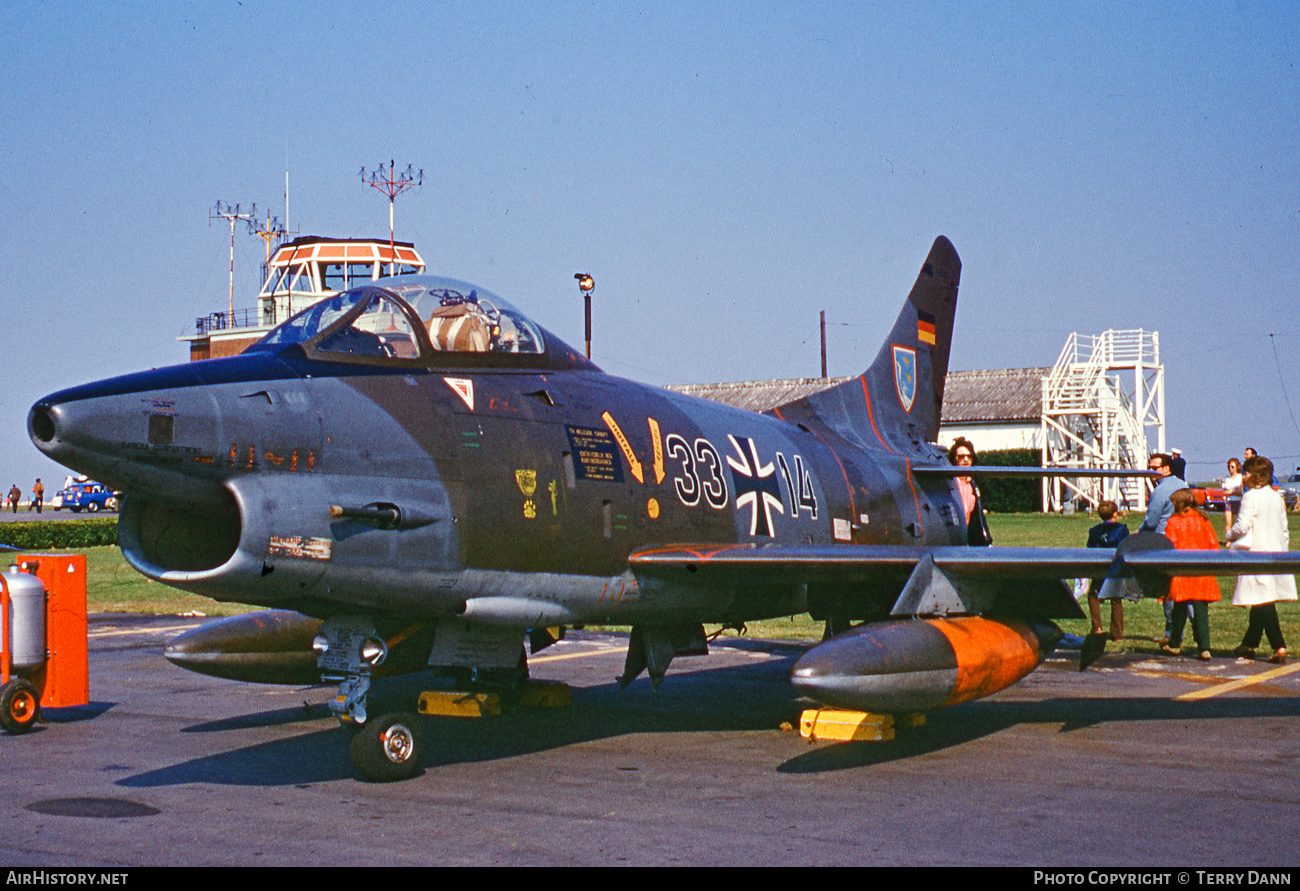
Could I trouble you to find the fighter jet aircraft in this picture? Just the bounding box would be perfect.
[28,236,1300,780]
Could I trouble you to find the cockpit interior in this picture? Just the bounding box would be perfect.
[248,276,570,368]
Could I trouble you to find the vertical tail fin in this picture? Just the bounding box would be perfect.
[773,237,960,452]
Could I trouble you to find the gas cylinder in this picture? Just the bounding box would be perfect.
[2,564,47,672]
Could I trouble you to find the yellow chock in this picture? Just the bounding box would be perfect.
[515,681,572,709]
[894,712,926,728]
[799,707,896,742]
[418,690,502,718]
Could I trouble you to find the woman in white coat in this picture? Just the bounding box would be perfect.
[1226,456,1296,662]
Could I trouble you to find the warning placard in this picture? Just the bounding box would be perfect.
[565,425,624,483]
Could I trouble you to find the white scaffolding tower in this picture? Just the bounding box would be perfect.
[1040,329,1164,512]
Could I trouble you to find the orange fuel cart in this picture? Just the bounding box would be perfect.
[0,555,89,732]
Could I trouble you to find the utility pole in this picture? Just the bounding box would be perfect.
[820,310,828,379]
[360,160,423,273]
[210,202,257,323]
[251,210,285,324]
[251,209,285,268]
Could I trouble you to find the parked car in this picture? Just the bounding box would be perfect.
[1193,485,1226,511]
[52,481,118,513]
[1280,473,1300,510]
[1194,476,1296,512]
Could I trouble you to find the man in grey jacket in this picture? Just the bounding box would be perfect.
[1140,452,1186,643]
[1140,453,1185,534]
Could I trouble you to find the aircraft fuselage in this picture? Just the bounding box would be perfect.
[29,350,967,628]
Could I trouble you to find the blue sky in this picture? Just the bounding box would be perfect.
[3,1,1298,491]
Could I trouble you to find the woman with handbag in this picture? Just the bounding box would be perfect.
[1226,456,1296,663]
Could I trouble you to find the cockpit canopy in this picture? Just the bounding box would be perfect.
[248,276,588,370]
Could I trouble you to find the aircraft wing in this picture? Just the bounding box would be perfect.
[628,539,1300,621]
[629,542,1119,583]
[911,464,1159,479]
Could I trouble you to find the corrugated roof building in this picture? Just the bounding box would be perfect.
[667,367,1049,451]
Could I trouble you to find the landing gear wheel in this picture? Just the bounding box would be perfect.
[350,713,423,782]
[0,678,41,734]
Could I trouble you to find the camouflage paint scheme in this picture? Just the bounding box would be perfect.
[30,237,1300,740]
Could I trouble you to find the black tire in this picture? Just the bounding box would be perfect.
[0,678,41,733]
[349,713,423,782]
[87,501,100,513]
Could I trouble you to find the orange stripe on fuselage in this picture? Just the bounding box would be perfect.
[858,375,898,455]
[931,617,1042,707]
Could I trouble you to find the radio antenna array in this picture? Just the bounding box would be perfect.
[360,160,422,273]
[210,202,258,320]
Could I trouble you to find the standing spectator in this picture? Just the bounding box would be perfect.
[30,479,44,514]
[1227,455,1296,663]
[1160,489,1220,660]
[7,484,19,513]
[948,437,992,546]
[1140,454,1185,534]
[1170,448,1187,480]
[1085,500,1130,642]
[1222,457,1244,529]
[1141,453,1185,642]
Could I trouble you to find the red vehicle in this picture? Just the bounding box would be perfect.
[1192,486,1226,511]
[1193,478,1295,512]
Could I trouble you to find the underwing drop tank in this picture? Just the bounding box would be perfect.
[790,616,1062,714]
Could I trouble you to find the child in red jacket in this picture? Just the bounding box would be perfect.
[1161,488,1221,660]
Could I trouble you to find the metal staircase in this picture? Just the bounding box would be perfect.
[1039,330,1164,512]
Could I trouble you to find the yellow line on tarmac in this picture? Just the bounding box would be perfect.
[529,646,624,665]
[1176,661,1300,701]
[90,623,201,639]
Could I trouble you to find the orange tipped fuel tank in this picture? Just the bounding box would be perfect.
[790,616,1061,713]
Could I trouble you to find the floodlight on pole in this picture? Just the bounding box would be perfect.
[210,201,257,322]
[575,273,595,359]
[360,160,423,273]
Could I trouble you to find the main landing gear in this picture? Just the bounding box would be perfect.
[316,618,567,783]
[348,713,423,783]
[315,617,425,783]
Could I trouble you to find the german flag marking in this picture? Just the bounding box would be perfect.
[917,311,937,346]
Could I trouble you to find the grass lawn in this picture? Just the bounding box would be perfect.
[14,512,1300,655]
[12,546,253,617]
[744,510,1300,649]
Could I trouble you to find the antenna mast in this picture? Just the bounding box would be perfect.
[360,160,422,273]
[251,209,285,278]
[210,201,257,320]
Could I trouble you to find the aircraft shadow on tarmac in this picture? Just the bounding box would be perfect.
[117,646,810,787]
[776,693,1300,774]
[114,644,1300,788]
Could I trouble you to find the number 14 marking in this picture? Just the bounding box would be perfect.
[776,452,818,519]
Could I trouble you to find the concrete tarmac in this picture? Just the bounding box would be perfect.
[0,508,104,523]
[2,616,1299,867]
